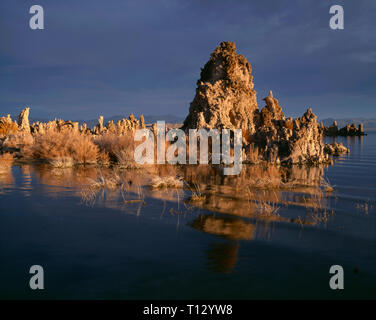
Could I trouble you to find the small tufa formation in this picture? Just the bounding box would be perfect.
[140,114,146,129]
[115,115,140,135]
[253,107,329,164]
[259,90,285,126]
[20,109,142,136]
[80,123,88,133]
[183,41,331,164]
[324,142,349,156]
[107,120,116,133]
[95,116,104,134]
[31,119,79,134]
[91,114,141,135]
[323,121,366,136]
[17,107,31,133]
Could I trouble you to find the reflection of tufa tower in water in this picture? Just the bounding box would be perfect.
[207,242,240,274]
[191,215,256,273]
[359,123,364,134]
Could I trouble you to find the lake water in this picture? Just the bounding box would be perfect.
[0,133,375,299]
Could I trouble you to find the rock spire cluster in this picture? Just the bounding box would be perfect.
[183,41,333,164]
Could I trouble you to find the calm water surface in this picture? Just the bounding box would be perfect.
[0,133,375,299]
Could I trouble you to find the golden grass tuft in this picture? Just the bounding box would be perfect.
[87,173,124,190]
[187,182,206,201]
[2,133,34,150]
[0,119,18,136]
[23,131,99,165]
[94,133,138,168]
[149,176,184,189]
[245,143,262,164]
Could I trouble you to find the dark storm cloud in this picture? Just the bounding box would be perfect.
[0,0,375,119]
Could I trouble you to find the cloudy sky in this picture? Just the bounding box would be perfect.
[0,0,375,120]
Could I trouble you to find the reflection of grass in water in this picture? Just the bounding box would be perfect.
[254,201,280,217]
[0,153,13,174]
[245,171,335,192]
[320,177,334,193]
[81,171,145,209]
[308,209,335,227]
[187,182,206,202]
[12,163,339,229]
[207,242,239,274]
[0,153,14,194]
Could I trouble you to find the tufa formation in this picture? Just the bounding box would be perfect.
[1,41,351,165]
[323,121,366,137]
[1,108,145,136]
[183,41,258,135]
[183,41,339,164]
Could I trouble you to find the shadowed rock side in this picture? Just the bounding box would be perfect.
[183,41,338,164]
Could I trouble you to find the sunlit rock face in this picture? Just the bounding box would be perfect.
[254,107,329,164]
[17,108,30,133]
[182,41,259,135]
[324,142,349,156]
[259,90,285,126]
[183,41,331,164]
[31,119,79,134]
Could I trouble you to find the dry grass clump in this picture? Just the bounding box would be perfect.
[48,157,75,169]
[94,133,138,168]
[245,144,262,164]
[149,176,184,189]
[2,133,34,150]
[187,182,206,201]
[23,131,99,166]
[190,192,206,202]
[114,149,139,169]
[81,172,124,205]
[0,118,18,136]
[87,173,124,190]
